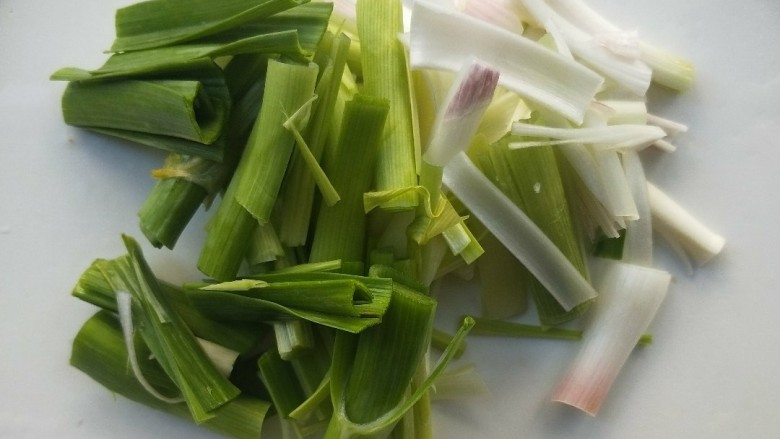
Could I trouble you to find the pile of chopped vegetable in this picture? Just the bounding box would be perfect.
[53,0,725,437]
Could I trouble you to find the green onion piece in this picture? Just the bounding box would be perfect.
[257,349,308,418]
[475,232,529,319]
[97,236,241,423]
[187,273,392,333]
[327,312,475,438]
[52,32,306,83]
[232,59,319,223]
[247,222,286,266]
[63,79,226,144]
[71,311,271,439]
[199,59,318,279]
[139,162,210,249]
[328,285,436,432]
[552,260,670,415]
[57,59,233,161]
[198,180,258,281]
[443,152,598,312]
[112,0,309,51]
[409,1,603,124]
[441,221,484,264]
[309,94,389,265]
[357,0,419,210]
[468,316,653,345]
[647,182,725,267]
[480,134,591,325]
[431,329,466,359]
[198,2,333,55]
[592,229,626,260]
[72,258,265,353]
[273,320,315,360]
[280,32,352,246]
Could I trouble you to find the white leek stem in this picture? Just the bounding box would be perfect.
[409,0,603,123]
[621,151,653,265]
[552,260,671,415]
[518,0,651,96]
[545,0,695,91]
[442,152,597,310]
[455,0,526,34]
[647,182,725,266]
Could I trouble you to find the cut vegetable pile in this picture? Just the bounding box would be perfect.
[54,0,725,437]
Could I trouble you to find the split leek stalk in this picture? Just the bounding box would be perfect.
[186,272,393,333]
[55,59,232,162]
[199,59,319,280]
[71,311,272,439]
[326,293,474,438]
[480,135,591,325]
[357,0,419,210]
[443,152,598,312]
[111,0,309,51]
[61,79,226,144]
[279,32,352,246]
[98,235,241,423]
[232,59,319,223]
[308,94,390,269]
[138,55,290,250]
[72,257,265,353]
[139,155,219,249]
[51,31,310,82]
[552,260,671,415]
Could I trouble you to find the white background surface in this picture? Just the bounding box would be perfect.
[1,0,779,438]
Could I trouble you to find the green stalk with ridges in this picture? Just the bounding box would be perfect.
[357,0,418,210]
[308,94,389,266]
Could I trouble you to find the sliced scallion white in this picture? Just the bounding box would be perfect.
[409,0,603,123]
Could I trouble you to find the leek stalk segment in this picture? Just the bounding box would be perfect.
[648,182,725,267]
[112,0,310,51]
[71,311,271,439]
[552,260,670,415]
[443,152,597,311]
[309,94,390,265]
[97,236,241,423]
[187,272,393,333]
[326,281,474,438]
[232,59,319,224]
[409,0,603,124]
[357,0,419,210]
